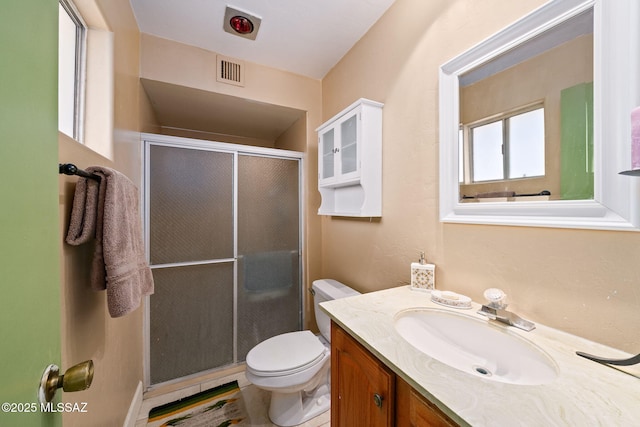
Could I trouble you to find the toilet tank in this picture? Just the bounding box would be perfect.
[312,279,360,342]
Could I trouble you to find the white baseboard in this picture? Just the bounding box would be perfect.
[123,381,144,427]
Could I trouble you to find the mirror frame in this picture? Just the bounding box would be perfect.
[439,0,640,230]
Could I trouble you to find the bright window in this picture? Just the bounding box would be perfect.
[58,0,86,141]
[468,107,545,182]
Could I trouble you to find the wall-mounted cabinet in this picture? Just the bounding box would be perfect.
[317,98,383,216]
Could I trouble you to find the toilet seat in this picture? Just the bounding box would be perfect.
[246,331,326,377]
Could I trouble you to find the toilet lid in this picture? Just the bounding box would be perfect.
[246,331,326,376]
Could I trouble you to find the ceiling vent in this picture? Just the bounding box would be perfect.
[216,55,245,87]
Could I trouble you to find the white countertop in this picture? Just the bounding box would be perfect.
[320,286,640,426]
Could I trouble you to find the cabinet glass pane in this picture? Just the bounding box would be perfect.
[149,145,234,264]
[341,115,358,174]
[150,263,234,384]
[322,129,335,179]
[237,155,301,360]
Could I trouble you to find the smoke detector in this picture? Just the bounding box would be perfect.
[223,6,261,41]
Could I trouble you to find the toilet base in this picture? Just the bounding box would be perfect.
[268,383,330,427]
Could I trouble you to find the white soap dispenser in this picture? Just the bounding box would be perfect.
[410,251,435,292]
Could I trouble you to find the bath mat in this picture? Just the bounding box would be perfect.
[147,380,248,427]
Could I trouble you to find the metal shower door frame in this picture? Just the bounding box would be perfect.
[141,133,305,391]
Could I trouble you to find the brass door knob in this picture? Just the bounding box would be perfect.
[38,360,94,403]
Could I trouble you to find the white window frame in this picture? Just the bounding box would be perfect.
[58,0,87,143]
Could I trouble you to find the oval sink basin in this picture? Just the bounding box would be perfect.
[394,308,558,385]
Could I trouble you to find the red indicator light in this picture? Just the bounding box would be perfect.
[230,16,254,34]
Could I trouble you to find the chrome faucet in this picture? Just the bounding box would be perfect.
[478,304,535,331]
[477,288,535,332]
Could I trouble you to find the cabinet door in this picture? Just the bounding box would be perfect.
[396,377,459,427]
[331,322,395,427]
[339,113,359,177]
[318,108,361,187]
[319,127,336,182]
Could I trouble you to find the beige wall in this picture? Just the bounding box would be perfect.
[276,116,308,153]
[320,0,640,353]
[60,137,142,427]
[59,0,143,425]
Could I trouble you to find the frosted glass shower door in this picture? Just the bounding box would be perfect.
[145,139,303,387]
[147,144,235,385]
[237,155,302,360]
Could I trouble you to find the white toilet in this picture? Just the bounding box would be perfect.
[245,279,360,426]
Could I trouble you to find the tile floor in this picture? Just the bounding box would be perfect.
[135,370,330,427]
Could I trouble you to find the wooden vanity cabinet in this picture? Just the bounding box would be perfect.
[396,378,458,427]
[331,321,459,427]
[331,321,395,426]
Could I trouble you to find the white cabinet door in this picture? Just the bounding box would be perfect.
[318,108,361,187]
[339,113,359,177]
[319,127,336,181]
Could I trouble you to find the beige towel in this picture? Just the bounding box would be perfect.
[66,166,154,318]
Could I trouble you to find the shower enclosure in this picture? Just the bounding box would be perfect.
[142,134,303,387]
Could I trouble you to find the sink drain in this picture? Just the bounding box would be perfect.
[473,365,492,377]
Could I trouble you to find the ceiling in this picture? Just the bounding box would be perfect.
[130,0,397,80]
[130,0,396,141]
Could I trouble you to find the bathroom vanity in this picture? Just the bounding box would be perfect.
[321,286,640,426]
[332,323,457,426]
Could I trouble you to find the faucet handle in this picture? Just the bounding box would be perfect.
[484,288,507,309]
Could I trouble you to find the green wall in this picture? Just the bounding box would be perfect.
[0,1,61,425]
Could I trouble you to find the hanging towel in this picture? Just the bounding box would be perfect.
[66,166,154,318]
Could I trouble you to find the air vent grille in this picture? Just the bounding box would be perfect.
[216,55,245,87]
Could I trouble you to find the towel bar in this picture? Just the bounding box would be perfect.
[462,190,551,200]
[59,163,101,182]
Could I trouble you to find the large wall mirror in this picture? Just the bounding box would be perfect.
[439,0,640,230]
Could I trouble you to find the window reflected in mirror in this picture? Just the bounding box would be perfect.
[463,106,545,184]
